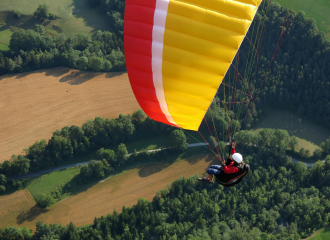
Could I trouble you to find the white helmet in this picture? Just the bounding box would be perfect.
[232,153,243,163]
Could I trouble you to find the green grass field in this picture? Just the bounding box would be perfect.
[26,167,80,201]
[0,0,112,49]
[274,0,330,39]
[0,43,10,50]
[252,109,330,153]
[305,226,330,240]
[0,26,12,47]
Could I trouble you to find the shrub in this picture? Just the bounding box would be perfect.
[13,10,21,19]
[37,193,55,208]
[48,13,56,20]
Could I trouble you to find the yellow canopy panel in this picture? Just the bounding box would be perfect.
[124,0,262,130]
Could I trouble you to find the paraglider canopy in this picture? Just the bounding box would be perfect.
[124,0,263,131]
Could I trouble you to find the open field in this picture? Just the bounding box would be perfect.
[303,227,330,240]
[252,109,330,152]
[0,190,38,228]
[0,67,140,163]
[26,167,80,201]
[0,151,216,231]
[274,0,330,39]
[0,0,112,48]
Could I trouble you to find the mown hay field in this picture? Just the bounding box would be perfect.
[0,190,37,228]
[0,153,216,231]
[0,67,140,163]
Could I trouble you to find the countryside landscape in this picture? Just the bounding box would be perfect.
[0,0,330,239]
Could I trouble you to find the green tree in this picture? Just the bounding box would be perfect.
[132,109,146,121]
[97,148,116,162]
[320,138,330,154]
[299,148,306,158]
[0,185,5,193]
[35,24,46,35]
[37,193,55,208]
[288,136,299,151]
[169,130,188,151]
[0,174,7,185]
[34,4,49,19]
[89,56,103,71]
[103,60,112,71]
[13,10,21,19]
[313,149,322,159]
[117,143,128,163]
[77,56,88,70]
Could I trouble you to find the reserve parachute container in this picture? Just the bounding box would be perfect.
[124,0,262,131]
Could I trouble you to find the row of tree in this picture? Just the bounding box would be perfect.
[0,26,125,74]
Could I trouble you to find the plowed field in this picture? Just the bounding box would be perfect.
[0,67,139,162]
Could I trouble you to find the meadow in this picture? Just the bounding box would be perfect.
[304,227,330,240]
[274,0,330,39]
[26,167,80,202]
[252,109,330,153]
[0,0,112,48]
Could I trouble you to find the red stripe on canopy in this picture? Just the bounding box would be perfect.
[124,0,174,127]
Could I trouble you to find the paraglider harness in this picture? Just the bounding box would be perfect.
[214,141,250,187]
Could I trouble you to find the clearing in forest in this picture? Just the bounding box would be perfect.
[0,0,112,48]
[252,109,330,152]
[0,67,139,163]
[274,0,330,39]
[0,152,217,231]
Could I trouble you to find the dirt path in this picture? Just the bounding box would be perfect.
[0,154,217,231]
[0,67,139,163]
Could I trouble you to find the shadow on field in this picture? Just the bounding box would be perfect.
[0,67,71,80]
[105,72,126,78]
[138,162,172,178]
[1,11,42,32]
[137,148,216,178]
[59,70,104,84]
[16,204,49,224]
